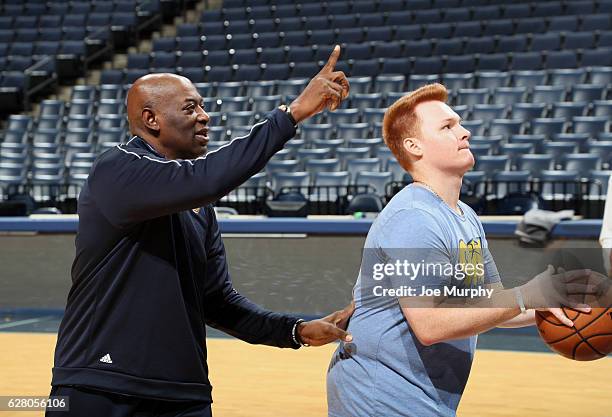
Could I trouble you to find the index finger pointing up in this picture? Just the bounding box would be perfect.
[320,45,341,74]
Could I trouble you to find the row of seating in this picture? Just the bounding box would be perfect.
[158,17,612,51]
[22,68,612,104]
[104,49,612,84]
[0,0,145,16]
[145,33,612,70]
[197,13,612,38]
[218,0,552,9]
[204,0,612,23]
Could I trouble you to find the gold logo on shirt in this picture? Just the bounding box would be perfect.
[192,208,201,214]
[459,238,485,286]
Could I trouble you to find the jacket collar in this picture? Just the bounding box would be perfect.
[127,136,166,159]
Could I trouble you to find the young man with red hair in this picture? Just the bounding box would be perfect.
[326,84,596,417]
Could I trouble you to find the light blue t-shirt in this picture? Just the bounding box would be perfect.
[327,184,501,417]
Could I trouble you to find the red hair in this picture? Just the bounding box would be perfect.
[382,83,449,170]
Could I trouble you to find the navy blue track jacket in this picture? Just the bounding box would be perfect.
[51,109,301,402]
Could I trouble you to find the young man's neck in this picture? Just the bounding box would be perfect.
[411,169,464,214]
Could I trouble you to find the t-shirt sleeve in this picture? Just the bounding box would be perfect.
[372,208,453,292]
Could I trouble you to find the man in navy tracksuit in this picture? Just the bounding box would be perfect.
[47,46,352,416]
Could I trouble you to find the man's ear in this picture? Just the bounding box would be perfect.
[402,137,423,159]
[142,108,160,132]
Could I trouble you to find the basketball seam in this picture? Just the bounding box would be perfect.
[572,329,607,359]
[538,308,610,345]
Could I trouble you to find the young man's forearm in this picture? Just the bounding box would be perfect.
[401,288,521,346]
[498,310,535,328]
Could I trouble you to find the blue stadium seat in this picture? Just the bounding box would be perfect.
[588,142,612,169]
[216,81,244,97]
[531,85,565,103]
[512,52,543,71]
[244,80,275,97]
[261,63,291,80]
[492,170,531,199]
[366,27,393,43]
[552,133,590,152]
[532,2,563,17]
[489,119,523,138]
[360,13,386,29]
[511,137,545,155]
[446,55,476,73]
[407,74,439,90]
[350,59,380,77]
[443,73,473,90]
[510,102,546,120]
[542,142,577,168]
[413,57,443,74]
[504,3,531,19]
[552,102,587,121]
[462,120,486,135]
[546,50,578,69]
[374,74,405,94]
[483,19,514,37]
[456,88,489,107]
[474,155,510,176]
[347,158,382,182]
[492,87,527,105]
[394,24,423,41]
[182,68,205,83]
[300,124,333,141]
[531,117,566,137]
[219,97,249,112]
[257,47,285,65]
[336,122,371,139]
[350,93,383,111]
[286,46,314,63]
[413,9,441,24]
[270,171,310,194]
[599,31,612,47]
[564,153,601,178]
[517,154,554,178]
[463,37,494,54]
[496,35,527,54]
[206,66,233,82]
[177,51,204,68]
[297,147,333,166]
[379,0,406,12]
[477,53,509,71]
[531,33,561,52]
[515,18,547,35]
[477,72,510,89]
[100,70,124,85]
[548,16,579,32]
[455,21,482,37]
[564,32,596,50]
[327,109,360,125]
[387,11,414,27]
[581,48,612,66]
[499,143,534,168]
[305,159,342,181]
[572,116,608,137]
[572,84,605,102]
[548,68,585,88]
[424,23,453,39]
[593,100,612,117]
[581,14,611,31]
[331,15,357,29]
[282,31,308,46]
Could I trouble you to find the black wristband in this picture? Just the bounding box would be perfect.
[279,104,297,126]
[291,319,308,347]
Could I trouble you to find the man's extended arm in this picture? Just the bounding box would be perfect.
[201,206,352,348]
[90,110,295,228]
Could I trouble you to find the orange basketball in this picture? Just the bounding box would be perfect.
[535,307,612,361]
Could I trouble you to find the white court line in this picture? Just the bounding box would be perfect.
[0,316,55,330]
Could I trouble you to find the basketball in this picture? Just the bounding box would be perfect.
[535,307,612,361]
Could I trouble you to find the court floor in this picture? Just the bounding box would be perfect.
[0,332,610,417]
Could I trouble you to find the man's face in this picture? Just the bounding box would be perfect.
[412,100,473,174]
[156,79,210,159]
